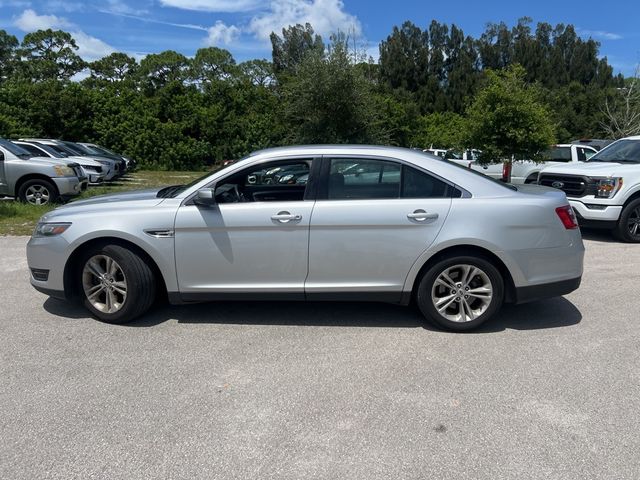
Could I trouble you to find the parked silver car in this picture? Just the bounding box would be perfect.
[27,146,584,331]
[0,139,84,205]
[20,139,121,181]
[13,140,105,184]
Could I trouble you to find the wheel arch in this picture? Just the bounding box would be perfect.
[63,236,168,302]
[15,174,59,197]
[406,244,518,304]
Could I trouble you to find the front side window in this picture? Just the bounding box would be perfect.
[215,159,312,203]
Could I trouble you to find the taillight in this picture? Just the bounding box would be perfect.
[556,205,579,229]
[502,161,512,182]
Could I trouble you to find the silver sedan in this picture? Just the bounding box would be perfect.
[27,146,584,331]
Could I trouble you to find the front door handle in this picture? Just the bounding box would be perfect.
[407,209,439,222]
[271,211,302,223]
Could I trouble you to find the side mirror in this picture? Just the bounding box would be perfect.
[0,151,4,161]
[193,188,216,207]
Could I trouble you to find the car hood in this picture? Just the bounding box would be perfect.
[51,188,164,214]
[540,161,640,176]
[27,156,78,168]
[65,156,103,167]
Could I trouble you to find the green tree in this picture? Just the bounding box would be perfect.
[465,64,556,181]
[0,30,19,82]
[18,29,85,81]
[89,53,138,83]
[412,111,467,149]
[138,50,189,92]
[191,47,237,85]
[270,23,324,75]
[282,35,385,144]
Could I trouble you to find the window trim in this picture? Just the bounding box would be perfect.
[317,154,469,200]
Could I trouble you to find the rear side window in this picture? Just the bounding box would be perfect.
[544,147,572,162]
[328,158,400,199]
[402,165,450,198]
[327,158,456,200]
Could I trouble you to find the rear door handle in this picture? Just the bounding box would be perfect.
[271,211,302,223]
[407,210,438,222]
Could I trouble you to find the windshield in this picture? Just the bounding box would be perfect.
[588,139,640,164]
[156,160,248,198]
[22,142,65,158]
[85,144,117,156]
[61,141,88,155]
[42,143,73,156]
[0,139,32,157]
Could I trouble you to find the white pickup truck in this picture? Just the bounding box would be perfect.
[449,144,598,184]
[538,136,640,242]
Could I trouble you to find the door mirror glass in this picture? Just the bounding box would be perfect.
[193,188,216,207]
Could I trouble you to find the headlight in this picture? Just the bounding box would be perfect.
[595,177,623,198]
[53,165,75,177]
[33,222,71,237]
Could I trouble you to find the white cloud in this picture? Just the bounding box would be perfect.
[578,29,623,41]
[14,8,71,31]
[206,21,241,46]
[71,30,115,60]
[14,9,116,61]
[247,0,361,43]
[43,0,85,12]
[159,0,262,13]
[102,0,148,16]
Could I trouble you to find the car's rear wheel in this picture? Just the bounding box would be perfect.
[614,198,640,243]
[416,255,504,331]
[79,244,156,324]
[18,179,58,205]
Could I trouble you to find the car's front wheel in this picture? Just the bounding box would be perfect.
[416,255,504,331]
[18,179,58,205]
[614,198,640,243]
[79,244,156,323]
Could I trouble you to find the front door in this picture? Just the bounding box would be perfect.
[306,156,453,300]
[174,158,316,299]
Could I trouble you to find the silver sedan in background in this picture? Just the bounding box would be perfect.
[27,146,584,331]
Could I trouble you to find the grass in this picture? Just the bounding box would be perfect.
[0,170,204,236]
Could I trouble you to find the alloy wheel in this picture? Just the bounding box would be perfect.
[431,264,493,323]
[25,185,51,205]
[82,254,128,314]
[627,207,640,238]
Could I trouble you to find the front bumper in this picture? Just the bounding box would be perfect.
[568,199,622,224]
[27,234,71,297]
[52,177,82,197]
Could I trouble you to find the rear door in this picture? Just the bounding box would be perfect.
[305,156,455,300]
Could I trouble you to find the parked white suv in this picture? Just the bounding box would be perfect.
[465,144,597,184]
[538,136,640,242]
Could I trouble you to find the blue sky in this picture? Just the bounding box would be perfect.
[1,0,638,75]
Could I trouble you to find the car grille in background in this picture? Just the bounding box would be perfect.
[539,174,595,197]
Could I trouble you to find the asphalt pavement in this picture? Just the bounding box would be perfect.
[1,232,639,480]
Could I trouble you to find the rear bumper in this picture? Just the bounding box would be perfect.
[514,276,581,304]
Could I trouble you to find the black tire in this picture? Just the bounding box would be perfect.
[78,244,156,324]
[614,198,640,243]
[17,179,58,205]
[416,255,504,332]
